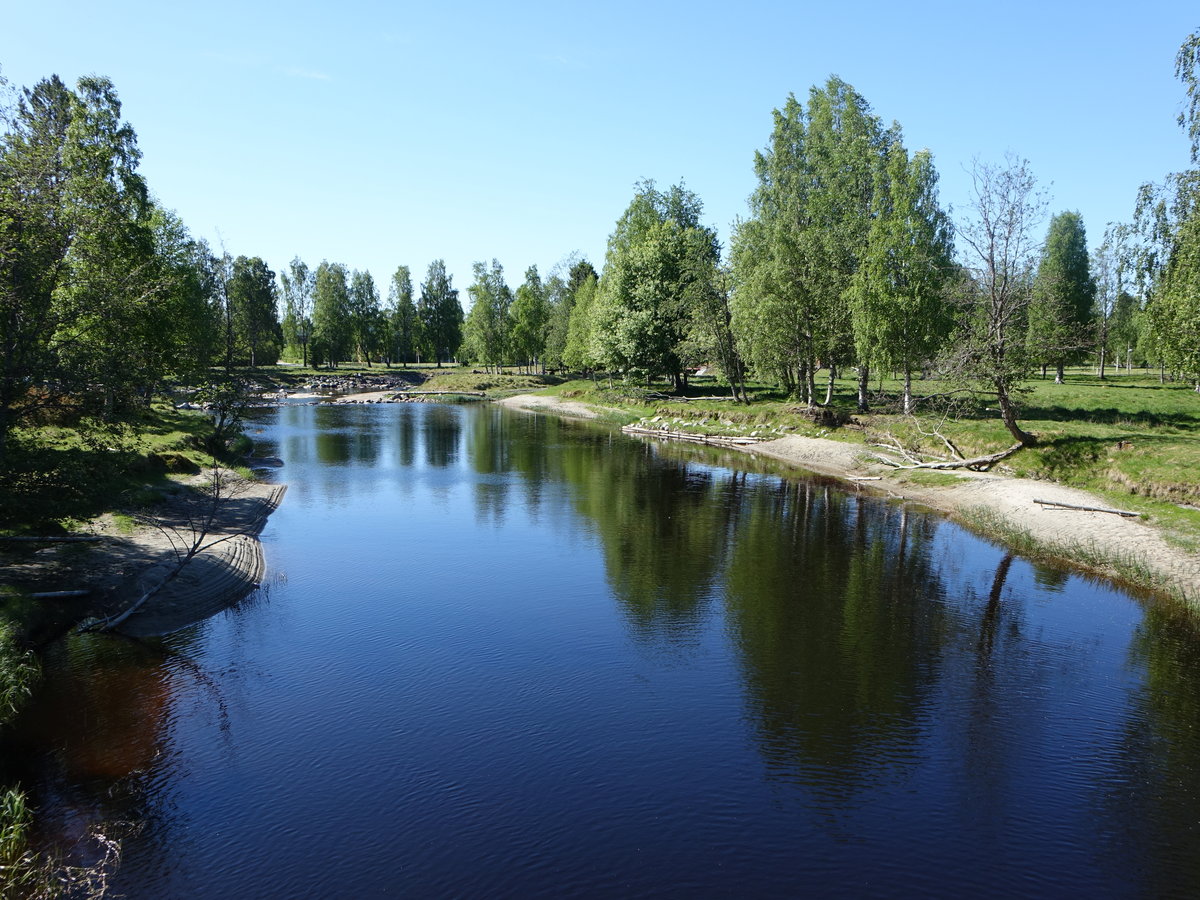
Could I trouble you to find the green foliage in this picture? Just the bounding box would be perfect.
[386,265,420,364]
[562,274,600,373]
[731,78,891,405]
[194,377,252,455]
[0,73,167,459]
[280,257,314,366]
[1178,26,1200,164]
[544,258,597,371]
[0,623,37,725]
[1027,211,1096,381]
[418,259,463,366]
[509,265,549,371]
[348,269,383,365]
[311,261,351,367]
[463,260,513,370]
[228,256,280,367]
[1150,211,1200,384]
[593,180,719,389]
[850,144,954,412]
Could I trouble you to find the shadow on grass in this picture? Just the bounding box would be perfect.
[1021,402,1200,430]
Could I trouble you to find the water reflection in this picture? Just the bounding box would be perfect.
[724,483,944,794]
[5,403,1200,896]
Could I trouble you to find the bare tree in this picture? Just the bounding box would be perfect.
[950,155,1046,446]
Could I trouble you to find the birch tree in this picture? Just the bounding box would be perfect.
[731,79,889,407]
[851,144,954,413]
[951,156,1046,446]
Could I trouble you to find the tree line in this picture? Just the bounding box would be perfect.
[3,27,1198,466]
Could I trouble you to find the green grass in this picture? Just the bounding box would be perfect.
[0,401,223,534]
[0,622,38,726]
[895,470,965,487]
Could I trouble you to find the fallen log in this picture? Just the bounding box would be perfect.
[1033,498,1139,517]
[877,442,1024,472]
[31,589,92,599]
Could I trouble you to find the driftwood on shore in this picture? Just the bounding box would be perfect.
[1033,498,1139,517]
[873,441,1025,472]
[622,424,763,448]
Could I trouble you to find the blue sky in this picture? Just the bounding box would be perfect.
[3,1,1196,302]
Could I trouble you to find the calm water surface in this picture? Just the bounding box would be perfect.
[6,402,1200,897]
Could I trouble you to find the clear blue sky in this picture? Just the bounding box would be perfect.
[3,1,1196,301]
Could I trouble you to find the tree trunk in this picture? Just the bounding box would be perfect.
[857,365,870,412]
[995,381,1036,446]
[903,369,914,415]
[823,368,835,406]
[1098,348,1106,380]
[1054,362,1064,385]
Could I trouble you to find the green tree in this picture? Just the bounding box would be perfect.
[510,264,549,372]
[146,205,221,382]
[684,264,748,402]
[562,273,600,374]
[386,264,420,364]
[544,257,597,371]
[1177,26,1200,162]
[228,256,279,367]
[348,269,380,365]
[1151,213,1200,387]
[1091,225,1132,379]
[731,78,890,407]
[280,257,314,366]
[851,143,954,413]
[417,259,462,366]
[593,180,719,389]
[1133,27,1200,389]
[312,261,351,367]
[463,259,513,371]
[0,73,156,458]
[1027,211,1095,383]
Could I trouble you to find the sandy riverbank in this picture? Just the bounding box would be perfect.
[499,393,1200,606]
[496,392,619,420]
[2,475,285,639]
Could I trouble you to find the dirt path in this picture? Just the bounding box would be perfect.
[502,395,1200,605]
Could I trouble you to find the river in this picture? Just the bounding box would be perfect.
[5,401,1200,897]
